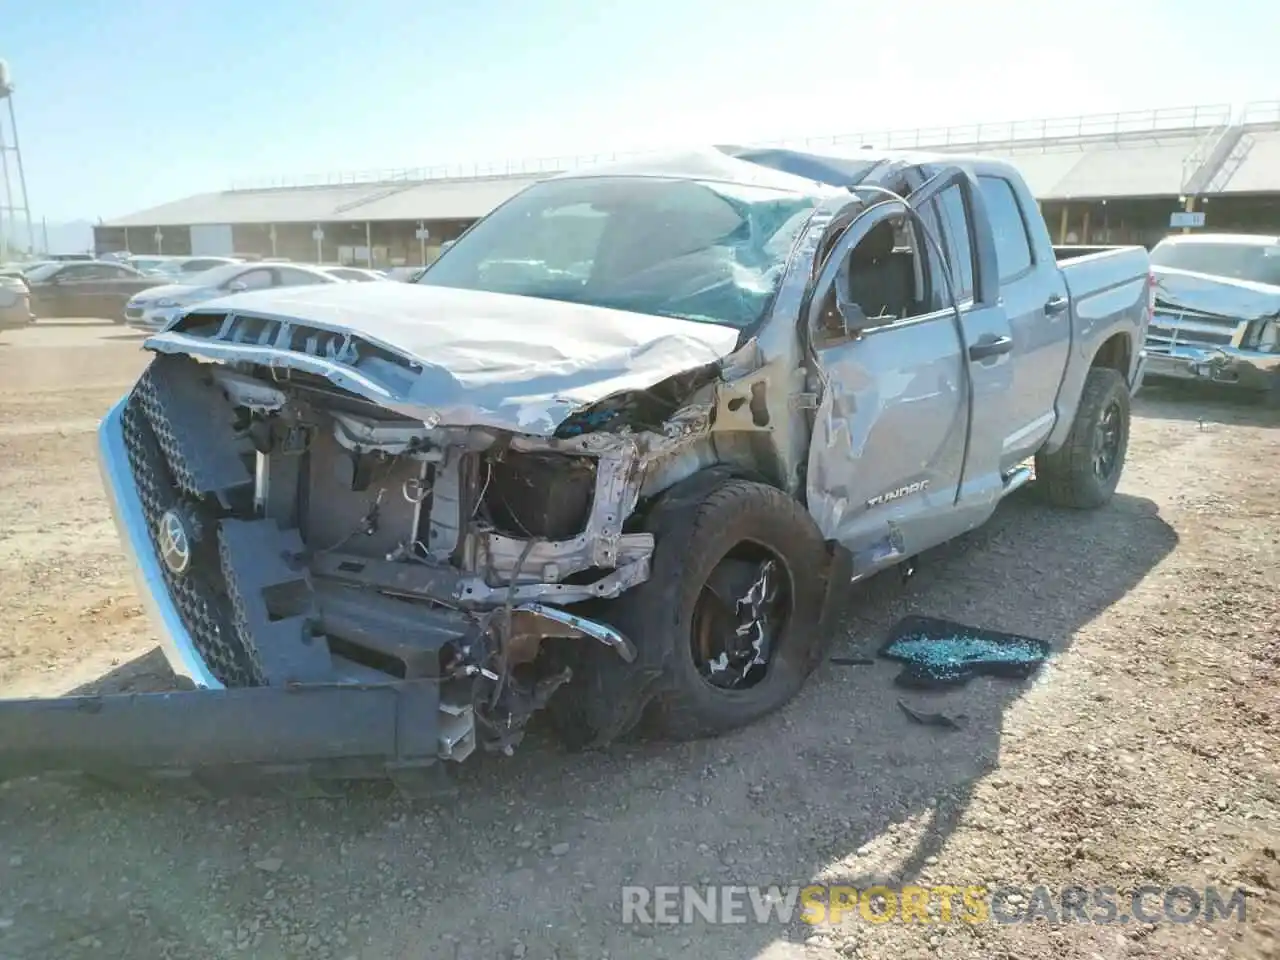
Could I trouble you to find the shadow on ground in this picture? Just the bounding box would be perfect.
[0,489,1179,959]
[1136,380,1279,428]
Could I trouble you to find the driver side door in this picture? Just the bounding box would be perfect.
[804,167,1014,573]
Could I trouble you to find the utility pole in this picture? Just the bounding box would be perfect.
[0,60,34,259]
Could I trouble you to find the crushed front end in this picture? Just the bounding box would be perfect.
[93,325,699,769]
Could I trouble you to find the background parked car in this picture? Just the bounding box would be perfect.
[317,265,387,282]
[385,265,429,282]
[124,261,341,332]
[125,255,178,275]
[0,275,34,331]
[23,260,161,320]
[0,260,54,281]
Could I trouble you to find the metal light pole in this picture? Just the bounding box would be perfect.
[0,60,35,259]
[416,223,430,265]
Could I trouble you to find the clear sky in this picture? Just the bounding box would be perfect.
[2,0,1277,221]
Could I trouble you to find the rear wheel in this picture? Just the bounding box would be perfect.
[593,476,832,742]
[1035,366,1130,509]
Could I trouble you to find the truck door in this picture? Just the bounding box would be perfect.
[804,167,1015,569]
[974,174,1070,465]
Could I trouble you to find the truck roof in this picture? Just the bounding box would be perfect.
[549,145,1027,195]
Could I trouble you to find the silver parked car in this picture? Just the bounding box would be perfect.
[123,261,340,332]
[1143,233,1280,401]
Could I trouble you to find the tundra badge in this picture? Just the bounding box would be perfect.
[867,480,930,508]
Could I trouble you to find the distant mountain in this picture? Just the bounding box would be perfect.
[1,218,95,256]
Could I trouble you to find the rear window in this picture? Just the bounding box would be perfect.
[1150,241,1280,287]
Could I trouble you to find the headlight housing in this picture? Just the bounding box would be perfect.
[155,298,179,308]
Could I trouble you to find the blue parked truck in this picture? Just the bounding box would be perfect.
[0,146,1152,792]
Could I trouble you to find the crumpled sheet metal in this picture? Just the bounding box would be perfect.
[152,281,742,437]
[1153,265,1280,322]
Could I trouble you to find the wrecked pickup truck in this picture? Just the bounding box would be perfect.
[1144,233,1280,402]
[1,146,1152,794]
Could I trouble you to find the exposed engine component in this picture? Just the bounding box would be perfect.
[482,451,596,540]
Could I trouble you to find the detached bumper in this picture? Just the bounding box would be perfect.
[1143,344,1280,391]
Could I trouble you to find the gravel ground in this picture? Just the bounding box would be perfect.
[0,321,1276,960]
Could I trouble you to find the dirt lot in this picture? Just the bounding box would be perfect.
[0,321,1276,960]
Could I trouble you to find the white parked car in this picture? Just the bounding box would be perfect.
[317,266,388,282]
[124,262,340,333]
[0,276,34,331]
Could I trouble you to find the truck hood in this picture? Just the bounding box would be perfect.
[1152,265,1280,322]
[156,281,743,435]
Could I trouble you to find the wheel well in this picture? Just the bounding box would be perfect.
[1092,333,1131,377]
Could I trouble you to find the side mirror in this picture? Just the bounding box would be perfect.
[226,280,247,293]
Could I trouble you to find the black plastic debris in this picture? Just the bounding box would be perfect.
[878,615,1049,690]
[896,700,961,729]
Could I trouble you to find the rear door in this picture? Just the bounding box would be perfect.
[93,264,151,319]
[975,173,1069,464]
[805,167,1015,566]
[913,167,1019,504]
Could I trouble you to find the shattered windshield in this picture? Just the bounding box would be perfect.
[1151,240,1280,287]
[416,175,822,329]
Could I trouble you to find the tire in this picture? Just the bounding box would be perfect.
[1035,366,1131,509]
[589,476,832,742]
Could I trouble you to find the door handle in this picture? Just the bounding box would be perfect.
[968,335,1013,362]
[1044,294,1068,317]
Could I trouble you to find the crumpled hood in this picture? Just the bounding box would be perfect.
[166,281,743,435]
[1152,265,1280,322]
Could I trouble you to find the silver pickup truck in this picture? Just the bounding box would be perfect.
[1143,233,1280,402]
[2,147,1153,790]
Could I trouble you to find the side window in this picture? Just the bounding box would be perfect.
[930,186,976,301]
[275,267,327,286]
[978,176,1034,281]
[66,264,111,280]
[817,213,924,334]
[236,269,273,290]
[104,264,134,278]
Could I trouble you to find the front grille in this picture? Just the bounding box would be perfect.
[1147,305,1241,351]
[125,307,144,320]
[120,375,263,687]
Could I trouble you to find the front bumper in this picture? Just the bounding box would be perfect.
[1143,343,1280,391]
[0,302,34,330]
[97,396,223,689]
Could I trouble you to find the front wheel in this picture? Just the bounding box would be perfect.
[1034,366,1131,509]
[612,477,832,741]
